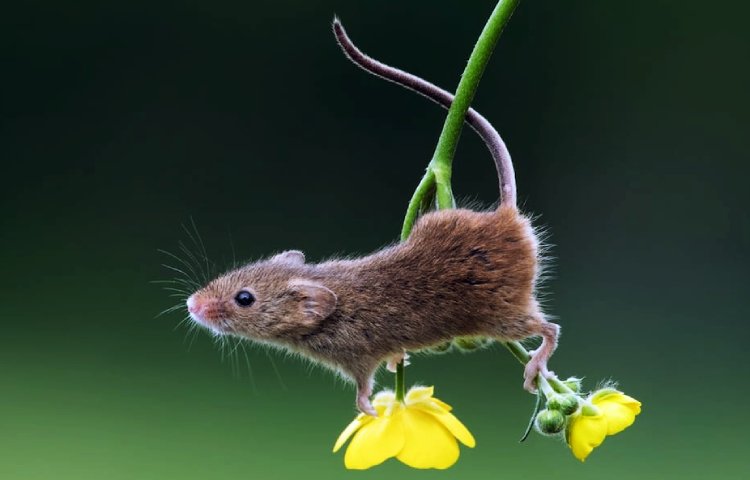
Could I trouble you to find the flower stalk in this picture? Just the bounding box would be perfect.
[334,0,641,466]
[503,341,575,394]
[398,0,521,400]
[395,362,405,402]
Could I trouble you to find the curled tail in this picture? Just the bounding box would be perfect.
[332,17,517,208]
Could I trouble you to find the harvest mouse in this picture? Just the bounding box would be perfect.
[184,20,560,416]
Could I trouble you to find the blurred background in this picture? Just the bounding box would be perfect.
[1,1,748,478]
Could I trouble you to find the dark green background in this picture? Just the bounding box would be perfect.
[2,1,748,478]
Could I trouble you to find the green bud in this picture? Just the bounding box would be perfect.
[563,377,583,393]
[425,341,453,354]
[547,394,580,416]
[453,336,492,351]
[535,409,566,435]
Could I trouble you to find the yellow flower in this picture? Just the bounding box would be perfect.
[566,389,642,462]
[332,386,475,470]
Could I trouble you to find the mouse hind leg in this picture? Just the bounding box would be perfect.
[521,320,559,392]
[492,312,560,392]
[342,358,381,417]
[356,377,377,416]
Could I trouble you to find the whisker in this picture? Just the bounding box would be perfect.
[162,286,190,295]
[223,336,235,374]
[227,228,238,270]
[157,303,186,318]
[227,336,242,358]
[189,217,212,282]
[178,240,208,285]
[185,324,200,351]
[173,314,194,331]
[228,337,245,378]
[217,335,227,363]
[151,278,198,290]
[181,221,210,284]
[161,263,201,289]
[232,338,242,379]
[265,349,288,391]
[159,250,203,289]
[238,340,258,395]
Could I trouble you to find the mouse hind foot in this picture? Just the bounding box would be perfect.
[521,320,559,392]
[349,364,378,416]
[492,313,560,393]
[357,387,377,417]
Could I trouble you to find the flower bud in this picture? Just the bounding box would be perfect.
[535,409,566,435]
[425,341,453,354]
[547,394,580,416]
[454,337,486,351]
[563,377,583,393]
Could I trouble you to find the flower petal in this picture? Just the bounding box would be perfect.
[333,413,372,453]
[567,413,608,462]
[405,386,434,404]
[431,397,453,412]
[372,390,396,409]
[594,393,642,435]
[344,413,405,470]
[405,385,453,411]
[414,403,475,448]
[396,408,459,469]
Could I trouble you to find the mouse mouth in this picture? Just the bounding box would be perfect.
[189,311,234,335]
[186,296,234,335]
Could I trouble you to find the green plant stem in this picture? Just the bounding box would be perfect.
[429,0,520,196]
[503,341,574,394]
[503,339,532,364]
[537,375,557,398]
[396,0,520,400]
[519,389,542,442]
[395,362,405,402]
[401,0,520,237]
[400,170,436,241]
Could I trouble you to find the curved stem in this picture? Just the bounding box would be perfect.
[401,0,520,238]
[428,0,520,192]
[396,0,520,400]
[537,375,557,398]
[332,18,517,207]
[549,376,575,394]
[504,340,531,364]
[519,389,543,442]
[401,169,436,241]
[503,341,574,394]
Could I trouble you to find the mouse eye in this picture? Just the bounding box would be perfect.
[234,290,255,307]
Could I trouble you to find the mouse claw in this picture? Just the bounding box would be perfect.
[523,359,553,393]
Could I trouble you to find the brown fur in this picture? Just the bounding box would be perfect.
[186,20,563,415]
[187,204,559,414]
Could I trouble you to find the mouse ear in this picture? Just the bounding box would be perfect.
[271,250,305,265]
[288,279,337,322]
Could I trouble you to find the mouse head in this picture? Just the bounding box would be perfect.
[186,250,337,340]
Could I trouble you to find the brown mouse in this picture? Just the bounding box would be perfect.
[184,20,560,416]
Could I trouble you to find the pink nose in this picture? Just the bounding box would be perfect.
[187,295,201,315]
